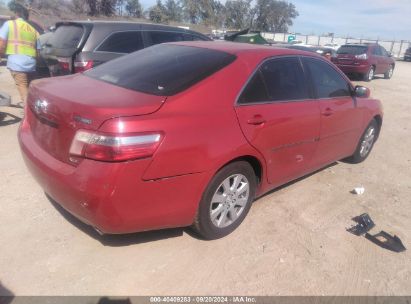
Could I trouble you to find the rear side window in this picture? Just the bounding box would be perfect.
[183,34,209,41]
[48,25,84,49]
[238,71,269,104]
[146,31,186,45]
[303,57,351,98]
[85,44,236,96]
[337,45,368,55]
[96,31,144,53]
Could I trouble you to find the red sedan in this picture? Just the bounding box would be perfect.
[18,42,383,239]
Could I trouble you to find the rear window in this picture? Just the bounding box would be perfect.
[48,24,84,49]
[85,44,236,96]
[337,45,368,55]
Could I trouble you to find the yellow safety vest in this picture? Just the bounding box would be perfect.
[6,18,38,57]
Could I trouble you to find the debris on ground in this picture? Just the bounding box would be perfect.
[0,92,11,107]
[365,231,406,253]
[347,213,406,252]
[351,187,365,195]
[347,213,375,236]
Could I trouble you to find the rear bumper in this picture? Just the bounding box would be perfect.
[18,118,208,234]
[335,63,370,74]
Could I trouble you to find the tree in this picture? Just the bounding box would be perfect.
[125,0,142,17]
[86,0,98,15]
[253,0,298,32]
[100,0,117,16]
[148,0,168,23]
[224,0,252,29]
[117,0,125,15]
[180,0,201,24]
[71,0,87,14]
[164,0,182,22]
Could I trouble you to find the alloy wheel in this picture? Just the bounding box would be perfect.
[209,174,249,228]
[368,67,374,81]
[359,125,376,157]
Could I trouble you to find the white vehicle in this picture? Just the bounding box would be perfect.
[289,40,312,47]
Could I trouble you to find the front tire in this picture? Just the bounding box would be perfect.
[364,66,375,82]
[192,161,256,240]
[384,65,394,79]
[346,119,379,164]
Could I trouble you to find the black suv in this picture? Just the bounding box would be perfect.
[40,21,211,76]
[404,47,411,61]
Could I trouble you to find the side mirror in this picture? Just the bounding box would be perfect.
[387,52,393,57]
[355,85,370,98]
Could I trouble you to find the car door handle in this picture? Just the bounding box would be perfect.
[322,108,334,117]
[247,115,266,125]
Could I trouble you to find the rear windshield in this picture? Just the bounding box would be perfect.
[337,45,368,55]
[85,44,236,96]
[48,24,84,49]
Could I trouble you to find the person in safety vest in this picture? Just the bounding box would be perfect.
[0,3,39,107]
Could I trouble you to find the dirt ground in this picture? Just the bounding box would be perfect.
[0,61,410,297]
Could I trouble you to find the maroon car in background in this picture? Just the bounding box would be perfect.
[332,43,395,82]
[19,42,383,240]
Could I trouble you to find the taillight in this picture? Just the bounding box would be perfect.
[355,53,368,60]
[74,60,94,73]
[69,130,163,162]
[57,57,71,72]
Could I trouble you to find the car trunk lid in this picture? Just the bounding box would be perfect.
[41,22,91,76]
[27,74,166,164]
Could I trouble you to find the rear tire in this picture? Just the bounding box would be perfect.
[345,119,379,164]
[384,65,394,79]
[192,161,256,240]
[364,66,375,82]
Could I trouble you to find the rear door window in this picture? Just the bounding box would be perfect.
[96,31,144,53]
[372,46,382,56]
[260,57,310,102]
[303,57,351,98]
[85,44,236,96]
[239,57,309,104]
[380,46,389,57]
[48,24,84,49]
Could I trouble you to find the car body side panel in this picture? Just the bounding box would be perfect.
[315,97,363,165]
[235,101,321,186]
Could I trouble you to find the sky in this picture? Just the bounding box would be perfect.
[139,0,411,40]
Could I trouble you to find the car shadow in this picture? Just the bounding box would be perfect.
[0,112,22,126]
[348,74,385,82]
[0,281,14,304]
[256,162,338,200]
[45,164,340,245]
[46,194,194,246]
